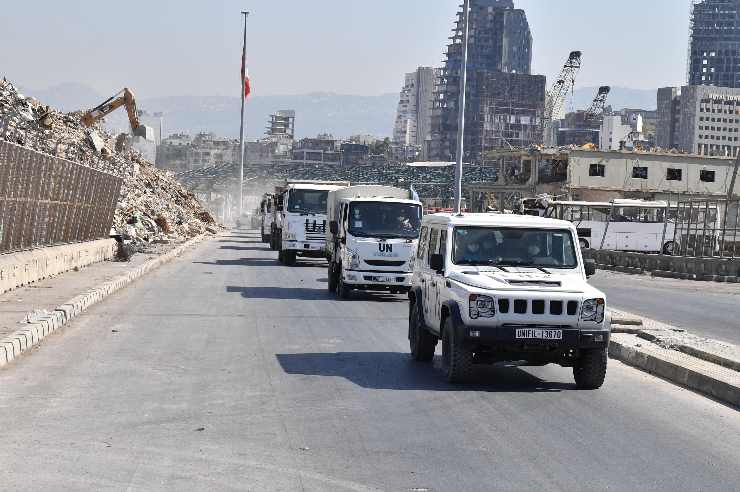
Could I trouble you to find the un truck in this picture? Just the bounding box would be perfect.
[272,181,349,265]
[326,186,423,299]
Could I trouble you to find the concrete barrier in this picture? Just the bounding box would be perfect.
[583,249,739,282]
[0,239,118,294]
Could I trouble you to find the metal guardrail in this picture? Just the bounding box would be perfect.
[0,140,122,254]
[669,198,740,259]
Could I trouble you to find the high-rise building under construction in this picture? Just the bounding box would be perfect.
[688,0,740,88]
[430,0,545,163]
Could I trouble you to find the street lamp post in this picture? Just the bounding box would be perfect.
[453,0,471,215]
[238,10,249,219]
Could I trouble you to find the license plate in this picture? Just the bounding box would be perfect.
[374,276,393,283]
[515,329,563,340]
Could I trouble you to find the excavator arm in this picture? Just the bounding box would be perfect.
[81,88,141,131]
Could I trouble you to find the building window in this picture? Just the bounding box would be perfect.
[589,164,606,177]
[632,166,648,179]
[666,168,683,181]
[700,170,716,182]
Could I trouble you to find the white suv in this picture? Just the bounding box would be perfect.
[408,213,610,388]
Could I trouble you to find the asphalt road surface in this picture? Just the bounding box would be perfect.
[590,270,740,345]
[1,230,738,491]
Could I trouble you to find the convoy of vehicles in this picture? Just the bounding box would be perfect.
[256,186,612,388]
[325,186,422,298]
[408,213,609,387]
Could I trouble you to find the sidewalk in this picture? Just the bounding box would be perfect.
[0,243,177,340]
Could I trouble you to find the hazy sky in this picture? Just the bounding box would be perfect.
[0,0,690,98]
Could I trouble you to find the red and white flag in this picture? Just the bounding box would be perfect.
[241,50,251,99]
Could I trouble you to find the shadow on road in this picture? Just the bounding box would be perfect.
[227,285,332,300]
[217,239,264,244]
[275,352,574,392]
[219,245,270,252]
[194,258,279,267]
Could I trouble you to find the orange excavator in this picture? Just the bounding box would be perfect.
[81,88,145,136]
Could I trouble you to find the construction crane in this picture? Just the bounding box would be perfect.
[543,51,583,147]
[584,86,611,125]
[81,88,144,136]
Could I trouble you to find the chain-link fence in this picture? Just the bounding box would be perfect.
[0,141,122,254]
[669,198,740,259]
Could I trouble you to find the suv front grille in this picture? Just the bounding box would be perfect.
[497,298,579,316]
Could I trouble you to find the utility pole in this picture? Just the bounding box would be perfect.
[453,0,470,215]
[238,10,249,218]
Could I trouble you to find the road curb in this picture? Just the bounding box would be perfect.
[609,333,740,408]
[0,235,206,369]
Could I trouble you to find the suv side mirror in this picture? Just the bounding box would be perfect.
[329,221,338,235]
[584,259,597,278]
[429,254,444,273]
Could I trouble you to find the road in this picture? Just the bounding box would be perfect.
[590,270,740,345]
[1,230,738,491]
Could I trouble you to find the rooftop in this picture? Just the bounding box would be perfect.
[423,213,575,230]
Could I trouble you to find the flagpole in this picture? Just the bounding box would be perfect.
[238,10,249,219]
[453,0,470,215]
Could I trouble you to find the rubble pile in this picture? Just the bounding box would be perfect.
[0,78,216,246]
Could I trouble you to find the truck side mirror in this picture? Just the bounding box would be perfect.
[329,221,338,235]
[584,259,597,278]
[430,254,444,273]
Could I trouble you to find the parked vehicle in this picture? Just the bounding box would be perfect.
[272,181,349,265]
[326,186,422,298]
[409,213,610,388]
[523,198,686,254]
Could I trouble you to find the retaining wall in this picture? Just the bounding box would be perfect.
[0,239,118,294]
[583,249,739,282]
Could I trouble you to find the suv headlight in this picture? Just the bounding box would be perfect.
[469,294,495,319]
[581,298,605,323]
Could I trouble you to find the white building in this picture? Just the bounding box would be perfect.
[599,115,634,151]
[392,67,440,153]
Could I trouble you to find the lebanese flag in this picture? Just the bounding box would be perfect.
[241,50,251,98]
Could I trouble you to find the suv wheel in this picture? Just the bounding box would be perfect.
[409,300,436,362]
[573,348,608,390]
[441,317,473,383]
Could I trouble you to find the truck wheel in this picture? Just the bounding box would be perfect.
[337,267,351,300]
[409,301,436,362]
[277,250,285,264]
[573,348,608,390]
[284,251,297,266]
[327,264,338,292]
[262,233,269,243]
[442,317,473,383]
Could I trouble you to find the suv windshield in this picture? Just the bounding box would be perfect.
[288,189,329,214]
[452,227,578,268]
[348,202,422,239]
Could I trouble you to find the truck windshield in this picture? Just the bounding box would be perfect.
[288,189,329,214]
[348,202,422,239]
[452,227,578,269]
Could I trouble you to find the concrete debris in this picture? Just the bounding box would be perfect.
[0,78,217,249]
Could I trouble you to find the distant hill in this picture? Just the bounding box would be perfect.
[16,81,659,141]
[16,82,399,139]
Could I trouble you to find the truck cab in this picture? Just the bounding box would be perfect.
[408,213,610,388]
[274,182,348,265]
[326,186,422,299]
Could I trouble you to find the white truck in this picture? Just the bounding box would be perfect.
[408,213,610,388]
[259,193,276,244]
[326,186,423,299]
[272,181,349,265]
